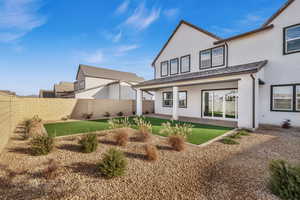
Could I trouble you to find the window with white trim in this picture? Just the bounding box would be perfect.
[212,47,224,67]
[200,46,224,69]
[284,24,300,54]
[170,58,179,75]
[179,91,187,108]
[162,92,173,107]
[272,86,293,111]
[161,61,169,77]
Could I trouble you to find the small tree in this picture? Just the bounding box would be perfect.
[78,134,98,153]
[30,135,55,156]
[98,148,127,178]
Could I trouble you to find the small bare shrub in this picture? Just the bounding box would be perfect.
[282,119,291,129]
[144,144,158,161]
[78,134,98,153]
[98,148,127,178]
[103,112,110,117]
[23,115,44,139]
[117,112,124,117]
[30,135,55,156]
[114,130,129,146]
[82,113,93,120]
[134,117,152,142]
[108,117,131,129]
[43,159,61,180]
[168,135,185,151]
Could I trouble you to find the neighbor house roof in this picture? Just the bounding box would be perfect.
[0,90,16,96]
[54,82,74,93]
[77,64,144,82]
[151,20,222,66]
[262,0,295,27]
[136,60,268,87]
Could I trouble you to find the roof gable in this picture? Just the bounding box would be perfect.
[76,64,144,82]
[151,20,221,66]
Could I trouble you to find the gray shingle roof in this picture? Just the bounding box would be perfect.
[136,60,268,87]
[78,64,144,82]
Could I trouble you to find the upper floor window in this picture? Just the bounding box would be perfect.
[170,58,179,75]
[200,46,225,69]
[271,84,300,112]
[161,61,169,77]
[180,55,190,73]
[284,24,300,54]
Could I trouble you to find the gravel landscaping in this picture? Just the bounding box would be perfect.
[0,126,299,200]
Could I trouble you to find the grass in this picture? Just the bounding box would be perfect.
[44,117,233,145]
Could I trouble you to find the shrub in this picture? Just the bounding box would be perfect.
[82,113,93,120]
[219,137,239,145]
[269,160,300,200]
[78,134,98,153]
[132,111,136,115]
[43,159,61,180]
[168,135,185,151]
[23,115,44,139]
[108,117,131,129]
[30,135,55,156]
[103,112,110,117]
[237,130,250,136]
[114,130,129,146]
[134,117,152,142]
[117,112,124,117]
[282,119,291,129]
[160,122,193,139]
[145,110,149,114]
[61,115,70,121]
[98,148,127,178]
[144,144,158,161]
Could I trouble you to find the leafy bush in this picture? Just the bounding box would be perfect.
[117,112,124,117]
[82,113,93,119]
[144,110,149,114]
[98,148,127,178]
[30,135,55,156]
[108,117,131,129]
[132,111,136,115]
[114,130,129,146]
[269,160,300,200]
[160,122,193,139]
[282,119,291,129]
[43,159,61,180]
[103,112,110,117]
[144,144,158,161]
[168,135,185,151]
[219,137,239,145]
[78,134,98,153]
[134,117,152,142]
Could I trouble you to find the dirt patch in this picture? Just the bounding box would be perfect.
[0,127,299,199]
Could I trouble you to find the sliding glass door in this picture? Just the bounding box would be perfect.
[202,89,238,120]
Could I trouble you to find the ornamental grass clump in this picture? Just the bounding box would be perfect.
[108,117,131,129]
[98,148,127,178]
[160,122,193,151]
[268,160,300,200]
[23,115,44,139]
[30,135,55,156]
[144,144,158,161]
[134,117,152,142]
[114,130,129,146]
[78,134,98,153]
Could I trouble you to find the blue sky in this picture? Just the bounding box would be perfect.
[0,0,286,95]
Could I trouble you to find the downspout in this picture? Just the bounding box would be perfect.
[225,42,229,67]
[250,74,255,129]
[118,81,121,100]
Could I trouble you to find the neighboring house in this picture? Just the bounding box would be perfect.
[135,0,300,129]
[39,82,75,98]
[74,64,153,100]
[0,90,16,96]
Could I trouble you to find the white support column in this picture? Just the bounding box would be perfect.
[172,86,179,120]
[136,89,143,116]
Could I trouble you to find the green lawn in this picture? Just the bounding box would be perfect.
[44,117,232,145]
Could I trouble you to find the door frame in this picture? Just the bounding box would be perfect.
[201,88,238,121]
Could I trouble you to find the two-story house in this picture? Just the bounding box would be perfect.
[75,64,153,100]
[135,0,300,129]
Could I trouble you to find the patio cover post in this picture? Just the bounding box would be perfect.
[172,86,179,120]
[136,89,143,116]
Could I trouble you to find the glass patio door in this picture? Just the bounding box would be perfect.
[202,89,238,120]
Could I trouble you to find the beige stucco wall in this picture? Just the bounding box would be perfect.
[0,95,154,152]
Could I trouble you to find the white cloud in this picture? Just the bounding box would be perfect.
[115,0,130,15]
[124,2,160,31]
[163,8,179,19]
[112,31,122,43]
[238,14,265,27]
[0,0,47,43]
[82,50,104,64]
[117,44,139,53]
